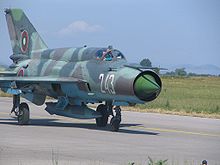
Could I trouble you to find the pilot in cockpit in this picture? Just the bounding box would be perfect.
[96,46,124,61]
[96,48,113,61]
[101,49,113,61]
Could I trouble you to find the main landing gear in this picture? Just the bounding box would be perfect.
[10,95,30,125]
[110,106,121,132]
[96,104,108,127]
[95,103,121,132]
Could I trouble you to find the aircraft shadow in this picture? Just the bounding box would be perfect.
[0,118,159,135]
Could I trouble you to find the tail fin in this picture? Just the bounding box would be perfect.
[5,8,48,57]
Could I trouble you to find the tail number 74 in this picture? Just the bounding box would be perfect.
[99,73,116,94]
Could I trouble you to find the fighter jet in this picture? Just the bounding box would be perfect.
[0,8,162,131]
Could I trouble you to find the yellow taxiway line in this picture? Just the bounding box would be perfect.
[130,126,220,137]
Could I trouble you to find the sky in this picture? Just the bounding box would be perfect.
[0,0,220,67]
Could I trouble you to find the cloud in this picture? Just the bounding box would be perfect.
[59,20,103,35]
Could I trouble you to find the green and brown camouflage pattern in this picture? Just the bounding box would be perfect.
[5,8,47,56]
[0,9,162,117]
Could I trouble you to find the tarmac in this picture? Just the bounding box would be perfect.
[0,97,219,165]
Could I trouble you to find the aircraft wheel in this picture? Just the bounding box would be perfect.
[110,117,121,132]
[18,103,30,125]
[96,104,108,127]
[14,111,19,117]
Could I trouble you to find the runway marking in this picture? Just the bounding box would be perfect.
[130,126,220,138]
[1,112,220,137]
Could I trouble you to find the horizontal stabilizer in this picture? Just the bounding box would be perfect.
[0,71,17,76]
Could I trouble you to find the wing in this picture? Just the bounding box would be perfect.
[0,75,88,105]
[0,76,86,93]
[0,76,85,83]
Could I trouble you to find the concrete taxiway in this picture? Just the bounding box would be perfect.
[0,97,219,165]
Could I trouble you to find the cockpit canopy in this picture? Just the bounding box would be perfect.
[96,48,125,61]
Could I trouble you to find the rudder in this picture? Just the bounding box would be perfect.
[5,8,48,57]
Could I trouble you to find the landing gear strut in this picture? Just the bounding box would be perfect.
[110,106,121,132]
[95,102,121,132]
[10,95,20,116]
[11,95,30,125]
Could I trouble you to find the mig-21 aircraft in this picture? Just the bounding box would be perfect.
[0,8,162,131]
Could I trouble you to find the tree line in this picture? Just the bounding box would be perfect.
[140,58,220,77]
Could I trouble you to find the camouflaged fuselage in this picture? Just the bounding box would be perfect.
[12,47,146,105]
[2,8,162,107]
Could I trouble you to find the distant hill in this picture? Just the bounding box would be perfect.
[167,64,220,76]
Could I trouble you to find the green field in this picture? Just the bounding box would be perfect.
[1,76,220,118]
[136,76,220,118]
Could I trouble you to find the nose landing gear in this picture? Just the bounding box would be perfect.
[95,103,121,132]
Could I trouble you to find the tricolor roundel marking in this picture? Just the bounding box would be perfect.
[20,30,29,53]
[17,68,24,77]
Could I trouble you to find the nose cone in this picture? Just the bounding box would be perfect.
[134,71,162,101]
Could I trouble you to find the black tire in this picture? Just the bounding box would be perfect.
[110,117,121,132]
[96,104,108,127]
[18,103,30,125]
[15,111,19,117]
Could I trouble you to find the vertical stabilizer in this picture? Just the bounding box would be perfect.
[5,8,48,57]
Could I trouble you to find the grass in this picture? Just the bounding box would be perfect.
[129,156,168,165]
[1,76,220,118]
[135,76,220,118]
[0,91,11,97]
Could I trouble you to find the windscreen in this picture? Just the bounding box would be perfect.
[96,49,125,61]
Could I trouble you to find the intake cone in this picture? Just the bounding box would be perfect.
[134,71,162,101]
